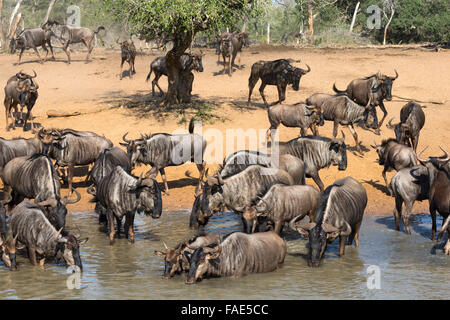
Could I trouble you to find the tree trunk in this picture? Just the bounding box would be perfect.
[383,8,395,45]
[43,0,57,24]
[8,0,23,38]
[307,0,314,43]
[0,0,6,50]
[8,12,21,40]
[349,2,360,33]
[164,33,194,106]
[177,71,194,103]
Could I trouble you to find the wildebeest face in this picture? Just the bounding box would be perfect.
[364,105,378,130]
[45,203,68,231]
[307,225,328,267]
[59,235,88,270]
[193,54,204,72]
[190,194,210,229]
[135,178,162,218]
[0,236,18,271]
[329,140,347,171]
[155,246,185,278]
[185,246,220,284]
[381,79,394,101]
[200,177,224,216]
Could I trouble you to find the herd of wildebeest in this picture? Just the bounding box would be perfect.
[0,23,448,286]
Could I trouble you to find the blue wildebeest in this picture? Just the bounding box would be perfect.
[185,231,286,284]
[237,184,321,234]
[307,94,379,153]
[290,177,367,267]
[277,135,348,191]
[117,39,136,80]
[198,165,293,232]
[90,166,162,245]
[266,103,324,143]
[333,70,399,130]
[121,118,206,195]
[154,232,220,279]
[9,21,58,64]
[59,25,106,64]
[89,147,132,223]
[0,135,42,171]
[248,59,311,107]
[145,52,204,96]
[4,71,39,132]
[418,146,450,252]
[217,31,249,76]
[11,201,88,268]
[371,138,418,195]
[219,150,305,185]
[386,101,426,151]
[0,193,16,271]
[1,154,81,231]
[438,216,450,255]
[38,128,113,194]
[390,165,429,236]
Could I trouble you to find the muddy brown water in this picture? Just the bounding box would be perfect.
[0,210,448,300]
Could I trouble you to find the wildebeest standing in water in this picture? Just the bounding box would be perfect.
[390,165,429,236]
[154,232,220,279]
[185,231,286,284]
[307,94,379,153]
[121,118,206,195]
[333,70,399,131]
[386,101,425,152]
[89,147,132,223]
[217,31,249,76]
[118,39,137,79]
[90,166,162,245]
[59,25,105,63]
[11,201,88,268]
[0,193,17,271]
[277,134,348,191]
[290,177,367,267]
[1,154,81,231]
[145,52,204,97]
[371,138,417,195]
[418,147,450,252]
[248,59,311,107]
[39,128,113,194]
[237,184,321,234]
[9,20,58,64]
[266,103,324,144]
[4,71,39,132]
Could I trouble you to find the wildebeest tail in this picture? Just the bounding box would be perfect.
[94,26,106,34]
[146,64,153,82]
[188,117,198,134]
[332,83,347,95]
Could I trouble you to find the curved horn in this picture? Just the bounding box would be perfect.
[31,70,37,78]
[54,227,63,239]
[63,188,81,205]
[341,130,345,140]
[289,215,306,232]
[162,241,168,250]
[304,64,311,73]
[439,146,449,161]
[217,175,224,186]
[122,132,131,143]
[392,69,399,80]
[416,146,429,163]
[86,184,96,195]
[36,198,58,207]
[386,117,396,129]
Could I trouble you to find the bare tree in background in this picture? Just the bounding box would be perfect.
[0,0,5,49]
[8,0,23,38]
[382,0,397,45]
[43,0,57,24]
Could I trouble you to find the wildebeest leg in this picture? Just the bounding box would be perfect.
[273,221,283,235]
[68,164,74,195]
[129,60,133,79]
[247,75,259,106]
[300,127,306,137]
[48,41,55,60]
[393,196,403,231]
[228,54,232,77]
[430,202,437,241]
[4,100,11,131]
[28,246,38,266]
[24,108,34,133]
[195,162,206,195]
[18,48,25,64]
[126,212,135,243]
[115,215,122,239]
[348,124,361,153]
[377,102,388,129]
[222,53,227,75]
[62,42,71,64]
[269,84,286,107]
[332,121,339,138]
[145,166,158,179]
[107,209,116,245]
[412,134,419,152]
[119,59,125,80]
[159,168,169,195]
[353,222,362,247]
[258,82,269,107]
[339,235,347,256]
[310,171,324,191]
[382,168,392,196]
[32,46,43,63]
[402,201,413,235]
[42,43,49,61]
[152,73,164,96]
[311,123,319,136]
[85,39,94,62]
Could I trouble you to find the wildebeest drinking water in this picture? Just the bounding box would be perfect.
[247,59,311,107]
[290,177,367,267]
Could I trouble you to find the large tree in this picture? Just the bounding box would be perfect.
[104,0,260,105]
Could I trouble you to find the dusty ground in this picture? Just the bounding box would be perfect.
[0,45,449,215]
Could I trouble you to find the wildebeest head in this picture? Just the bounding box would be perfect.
[133,177,162,218]
[371,70,398,101]
[37,128,54,154]
[36,188,81,230]
[185,245,220,284]
[305,105,324,127]
[0,235,18,271]
[290,215,350,267]
[238,32,250,48]
[386,117,411,146]
[329,133,347,171]
[237,198,270,234]
[154,241,188,279]
[370,139,396,166]
[417,146,450,188]
[56,231,88,271]
[120,133,147,165]
[190,193,210,229]
[285,64,311,91]
[190,52,204,73]
[200,171,225,216]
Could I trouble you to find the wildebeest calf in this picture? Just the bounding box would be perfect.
[118,40,136,79]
